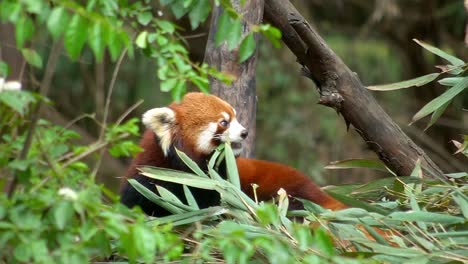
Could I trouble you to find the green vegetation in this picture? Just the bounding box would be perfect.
[0,0,467,263]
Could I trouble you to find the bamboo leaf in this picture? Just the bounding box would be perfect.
[438,77,464,86]
[325,159,391,173]
[412,77,468,123]
[388,211,465,224]
[452,194,468,219]
[224,143,240,188]
[367,73,440,91]
[325,191,390,215]
[175,148,208,178]
[140,167,219,190]
[127,179,185,214]
[156,185,185,205]
[148,206,227,226]
[183,185,199,209]
[414,39,465,66]
[424,100,450,130]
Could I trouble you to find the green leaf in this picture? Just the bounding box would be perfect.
[0,90,36,115]
[325,159,391,173]
[14,242,31,262]
[238,33,256,63]
[15,16,35,48]
[160,78,177,92]
[452,194,468,219]
[137,11,152,26]
[224,143,240,188]
[183,185,199,209]
[314,228,335,256]
[175,148,209,178]
[156,20,175,33]
[171,80,186,101]
[188,0,210,29]
[325,191,390,215]
[135,31,148,49]
[133,225,156,263]
[215,11,230,47]
[156,185,185,205]
[53,201,74,230]
[412,77,468,123]
[150,206,226,226]
[140,167,219,190]
[227,18,242,51]
[127,179,186,214]
[47,7,68,39]
[64,15,88,60]
[367,73,440,91]
[88,22,105,62]
[424,100,450,130]
[414,39,465,66]
[107,30,124,61]
[170,1,190,19]
[388,211,465,224]
[438,77,464,86]
[0,61,9,77]
[259,24,282,48]
[21,48,42,68]
[0,1,21,23]
[445,172,468,178]
[160,0,175,6]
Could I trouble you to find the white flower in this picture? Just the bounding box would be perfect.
[58,187,78,200]
[0,78,22,92]
[157,10,163,16]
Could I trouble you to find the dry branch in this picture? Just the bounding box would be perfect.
[264,0,444,178]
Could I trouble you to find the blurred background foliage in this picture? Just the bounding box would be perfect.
[1,0,466,192]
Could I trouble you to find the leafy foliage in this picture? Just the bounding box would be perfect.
[367,39,467,128]
[132,142,468,263]
[0,87,185,263]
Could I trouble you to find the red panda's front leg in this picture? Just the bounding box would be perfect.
[236,158,347,210]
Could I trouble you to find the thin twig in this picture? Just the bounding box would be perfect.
[8,41,62,198]
[62,133,130,168]
[115,99,144,126]
[91,48,128,179]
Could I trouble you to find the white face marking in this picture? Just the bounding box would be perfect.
[196,122,218,154]
[142,107,175,156]
[221,112,230,121]
[222,117,246,155]
[225,118,245,142]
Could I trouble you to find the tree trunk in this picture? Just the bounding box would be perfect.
[264,0,445,179]
[204,1,264,158]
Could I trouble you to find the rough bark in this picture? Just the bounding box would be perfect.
[264,0,445,179]
[204,1,264,158]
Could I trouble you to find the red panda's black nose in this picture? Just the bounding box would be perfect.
[240,129,248,139]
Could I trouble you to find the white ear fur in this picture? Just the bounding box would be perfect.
[142,107,175,156]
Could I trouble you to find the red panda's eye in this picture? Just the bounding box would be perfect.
[219,120,229,127]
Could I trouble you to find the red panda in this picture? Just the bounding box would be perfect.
[121,92,346,216]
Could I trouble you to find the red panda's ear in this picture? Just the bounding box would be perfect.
[142,107,175,155]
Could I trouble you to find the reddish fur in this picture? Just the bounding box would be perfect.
[122,92,347,213]
[237,158,346,210]
[123,130,346,210]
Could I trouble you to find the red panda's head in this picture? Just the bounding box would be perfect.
[142,93,248,158]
